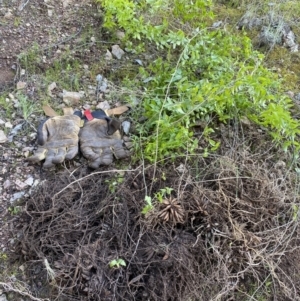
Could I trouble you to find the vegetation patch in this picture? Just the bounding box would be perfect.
[97,0,300,163]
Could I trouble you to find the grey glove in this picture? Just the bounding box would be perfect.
[28,114,81,168]
[79,110,130,169]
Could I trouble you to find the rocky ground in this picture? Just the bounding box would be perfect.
[0,0,97,247]
[0,0,128,300]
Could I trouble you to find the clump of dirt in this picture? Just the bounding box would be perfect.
[11,145,299,300]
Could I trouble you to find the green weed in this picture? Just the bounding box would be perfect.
[97,0,300,162]
[109,258,126,269]
[17,94,40,120]
[18,42,42,73]
[105,176,124,193]
[141,195,153,215]
[8,206,21,215]
[45,57,82,91]
[0,94,13,118]
[0,252,8,261]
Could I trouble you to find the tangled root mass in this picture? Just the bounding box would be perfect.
[13,153,299,300]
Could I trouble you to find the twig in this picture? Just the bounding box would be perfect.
[52,168,138,199]
[0,281,50,301]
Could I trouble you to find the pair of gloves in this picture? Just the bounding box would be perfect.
[28,109,130,169]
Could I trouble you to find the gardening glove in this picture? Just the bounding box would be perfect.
[79,110,130,169]
[28,111,81,168]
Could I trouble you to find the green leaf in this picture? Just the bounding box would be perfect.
[109,260,117,268]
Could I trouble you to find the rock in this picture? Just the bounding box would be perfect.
[122,121,131,134]
[23,151,30,158]
[0,119,5,125]
[87,86,96,95]
[10,191,25,204]
[15,179,28,189]
[105,50,113,60]
[240,116,251,126]
[24,176,34,186]
[98,79,108,93]
[111,45,125,59]
[16,81,27,90]
[32,179,40,187]
[91,36,96,43]
[116,31,125,40]
[96,74,109,93]
[62,90,84,105]
[3,180,10,190]
[8,123,24,142]
[19,265,25,272]
[4,122,12,128]
[47,82,57,97]
[22,146,34,152]
[96,101,110,110]
[212,21,223,28]
[62,0,72,8]
[0,131,7,143]
[0,293,8,301]
[96,74,103,82]
[176,164,187,173]
[134,59,143,66]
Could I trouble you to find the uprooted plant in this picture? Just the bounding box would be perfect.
[11,133,300,300]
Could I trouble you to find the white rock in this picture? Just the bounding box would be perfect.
[0,131,7,143]
[96,101,110,110]
[32,179,40,187]
[3,180,10,189]
[105,50,113,60]
[5,122,12,128]
[0,119,5,125]
[16,81,26,90]
[116,31,125,40]
[10,191,25,204]
[24,176,34,186]
[62,0,72,8]
[0,294,8,301]
[22,146,34,152]
[111,45,125,59]
[62,90,84,105]
[15,179,28,189]
[122,121,131,134]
